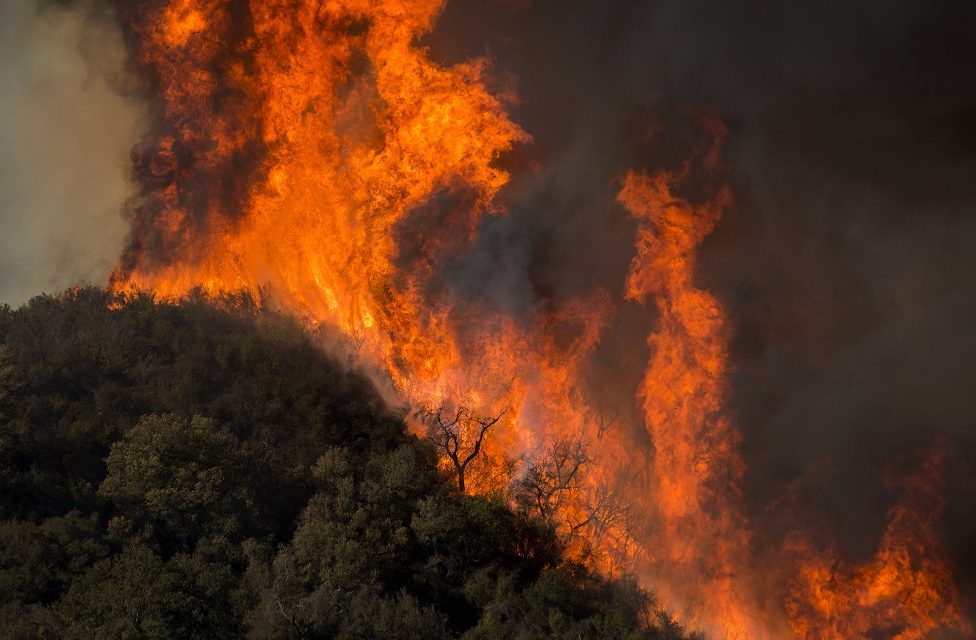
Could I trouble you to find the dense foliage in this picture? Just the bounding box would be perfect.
[0,288,694,639]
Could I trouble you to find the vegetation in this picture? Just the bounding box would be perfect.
[0,288,694,639]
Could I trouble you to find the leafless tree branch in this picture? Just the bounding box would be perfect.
[419,405,507,494]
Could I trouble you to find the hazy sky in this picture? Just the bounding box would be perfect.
[0,0,142,306]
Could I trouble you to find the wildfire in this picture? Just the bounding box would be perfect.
[617,162,763,637]
[787,445,972,640]
[106,1,970,638]
[113,0,623,560]
[116,0,526,397]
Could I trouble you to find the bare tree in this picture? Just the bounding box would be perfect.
[568,481,638,567]
[419,405,506,494]
[515,434,594,521]
[586,399,620,441]
[514,432,644,573]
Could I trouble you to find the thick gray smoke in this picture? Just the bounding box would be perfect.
[426,0,976,598]
[0,0,142,306]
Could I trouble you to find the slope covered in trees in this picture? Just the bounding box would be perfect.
[0,288,695,639]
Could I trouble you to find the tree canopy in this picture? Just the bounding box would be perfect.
[0,288,696,639]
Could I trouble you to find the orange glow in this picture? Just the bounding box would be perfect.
[617,165,764,638]
[113,0,622,562]
[108,2,970,638]
[787,446,971,640]
[117,0,527,401]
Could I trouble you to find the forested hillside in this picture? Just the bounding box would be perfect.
[0,288,694,639]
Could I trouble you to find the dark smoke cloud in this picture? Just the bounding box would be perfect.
[425,0,976,593]
[0,0,144,306]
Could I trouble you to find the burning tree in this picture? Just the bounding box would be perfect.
[418,405,506,494]
[514,433,641,572]
[515,434,593,521]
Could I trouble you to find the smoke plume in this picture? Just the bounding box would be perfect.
[0,0,143,306]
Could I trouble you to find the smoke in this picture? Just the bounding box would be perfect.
[632,0,976,583]
[425,0,976,606]
[0,0,143,306]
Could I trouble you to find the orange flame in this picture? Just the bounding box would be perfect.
[107,1,971,638]
[113,0,623,556]
[118,0,526,397]
[617,165,765,637]
[787,445,972,639]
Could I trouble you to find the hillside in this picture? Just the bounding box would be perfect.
[0,288,694,639]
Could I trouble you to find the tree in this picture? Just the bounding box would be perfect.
[418,406,506,494]
[58,545,241,639]
[98,414,257,552]
[514,434,644,570]
[515,434,594,522]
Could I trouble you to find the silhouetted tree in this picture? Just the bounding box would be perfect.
[419,406,506,494]
[516,434,594,521]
